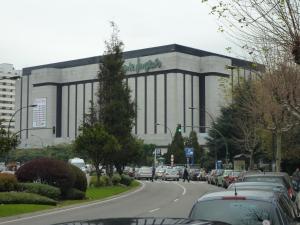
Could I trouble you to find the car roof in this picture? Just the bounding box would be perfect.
[244,172,289,177]
[197,190,277,203]
[232,182,285,187]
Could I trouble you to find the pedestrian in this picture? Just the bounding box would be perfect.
[151,166,156,182]
[292,168,300,191]
[183,166,190,182]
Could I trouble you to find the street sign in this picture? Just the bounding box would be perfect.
[184,148,194,157]
[154,148,161,156]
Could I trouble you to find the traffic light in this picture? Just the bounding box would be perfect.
[177,124,182,133]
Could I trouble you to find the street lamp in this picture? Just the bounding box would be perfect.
[0,75,21,81]
[156,123,173,140]
[8,104,37,137]
[188,107,215,132]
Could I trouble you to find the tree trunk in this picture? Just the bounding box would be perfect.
[275,132,282,172]
[249,150,254,170]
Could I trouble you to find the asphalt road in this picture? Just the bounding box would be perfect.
[0,180,222,225]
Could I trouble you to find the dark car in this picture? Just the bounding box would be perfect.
[242,172,298,203]
[189,190,300,225]
[227,182,299,217]
[52,217,231,225]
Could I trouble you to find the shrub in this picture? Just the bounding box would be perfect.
[0,173,18,192]
[111,174,121,186]
[101,175,111,186]
[90,176,104,187]
[0,192,57,205]
[120,174,133,186]
[64,188,85,200]
[69,164,87,192]
[15,158,75,195]
[18,183,61,199]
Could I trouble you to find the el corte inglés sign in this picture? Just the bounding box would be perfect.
[123,58,162,73]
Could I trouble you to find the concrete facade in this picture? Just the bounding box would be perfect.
[0,63,20,131]
[15,44,256,149]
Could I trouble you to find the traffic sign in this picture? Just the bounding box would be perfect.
[184,148,194,157]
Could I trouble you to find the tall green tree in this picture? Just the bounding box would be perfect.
[74,122,120,181]
[0,119,18,158]
[165,124,185,165]
[97,22,136,173]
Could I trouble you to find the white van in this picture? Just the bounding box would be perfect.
[68,158,87,173]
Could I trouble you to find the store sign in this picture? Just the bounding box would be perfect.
[123,58,162,73]
[32,98,47,128]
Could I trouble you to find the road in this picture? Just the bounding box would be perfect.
[0,180,222,225]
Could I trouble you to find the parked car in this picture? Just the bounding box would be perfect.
[123,166,135,177]
[212,169,224,185]
[216,170,233,187]
[223,171,241,188]
[242,172,298,202]
[68,157,87,173]
[162,168,180,181]
[197,169,207,181]
[189,190,300,225]
[189,168,201,181]
[207,170,216,184]
[135,167,152,180]
[227,181,299,217]
[155,167,165,180]
[174,166,185,178]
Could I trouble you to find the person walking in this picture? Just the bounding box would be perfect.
[183,166,190,182]
[292,168,300,191]
[151,166,156,182]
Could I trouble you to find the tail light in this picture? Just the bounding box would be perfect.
[223,196,246,200]
[288,187,293,199]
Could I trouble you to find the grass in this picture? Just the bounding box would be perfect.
[0,204,54,217]
[0,181,140,217]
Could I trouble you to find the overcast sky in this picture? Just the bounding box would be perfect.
[0,0,235,69]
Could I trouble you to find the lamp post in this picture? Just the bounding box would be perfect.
[8,104,37,137]
[156,123,173,141]
[188,107,215,132]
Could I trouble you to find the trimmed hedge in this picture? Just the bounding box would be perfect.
[89,175,111,187]
[64,188,85,200]
[0,173,18,192]
[69,164,87,192]
[120,174,133,186]
[0,192,57,205]
[111,174,121,185]
[15,158,75,195]
[18,183,61,199]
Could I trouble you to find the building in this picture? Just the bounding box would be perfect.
[0,63,20,131]
[15,44,256,149]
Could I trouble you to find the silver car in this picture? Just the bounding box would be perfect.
[162,168,180,181]
[135,167,152,180]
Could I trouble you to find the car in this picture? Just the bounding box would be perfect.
[155,167,166,180]
[123,166,135,177]
[197,169,207,181]
[212,169,224,185]
[189,190,300,225]
[216,169,233,187]
[227,182,299,217]
[236,170,260,182]
[162,168,180,181]
[174,166,185,178]
[242,172,298,203]
[52,217,231,225]
[189,168,201,181]
[135,167,153,180]
[223,171,241,188]
[207,170,216,184]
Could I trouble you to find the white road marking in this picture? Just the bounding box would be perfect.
[176,182,186,195]
[0,182,146,225]
[149,208,160,213]
[174,198,179,202]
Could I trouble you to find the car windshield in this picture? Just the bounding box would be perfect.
[140,167,152,172]
[166,169,177,174]
[190,200,279,225]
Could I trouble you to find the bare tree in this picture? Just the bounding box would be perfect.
[202,0,300,64]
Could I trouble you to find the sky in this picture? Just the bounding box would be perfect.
[0,0,234,69]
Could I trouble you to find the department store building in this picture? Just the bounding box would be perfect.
[15,44,256,149]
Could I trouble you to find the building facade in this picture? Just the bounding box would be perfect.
[0,63,20,131]
[15,44,255,149]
